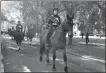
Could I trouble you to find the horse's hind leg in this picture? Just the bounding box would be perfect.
[63,49,68,73]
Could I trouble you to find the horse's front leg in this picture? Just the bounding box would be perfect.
[29,39,31,46]
[27,38,30,45]
[63,49,68,73]
[30,38,32,46]
[18,40,22,51]
[17,42,20,51]
[45,44,50,64]
[52,48,56,70]
[39,42,45,62]
[27,37,28,41]
[86,38,88,45]
[16,40,20,51]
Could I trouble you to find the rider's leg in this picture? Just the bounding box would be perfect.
[46,27,53,46]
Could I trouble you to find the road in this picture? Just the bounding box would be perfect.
[1,35,105,72]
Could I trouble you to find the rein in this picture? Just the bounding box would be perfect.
[55,19,68,34]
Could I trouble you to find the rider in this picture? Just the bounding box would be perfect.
[12,26,15,31]
[46,8,61,46]
[28,24,33,31]
[86,32,89,43]
[16,21,23,33]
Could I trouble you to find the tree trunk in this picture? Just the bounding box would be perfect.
[68,24,73,45]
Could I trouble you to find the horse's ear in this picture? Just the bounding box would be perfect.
[72,14,74,19]
[67,14,74,21]
[66,14,69,19]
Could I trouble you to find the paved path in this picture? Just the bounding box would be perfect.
[1,35,105,72]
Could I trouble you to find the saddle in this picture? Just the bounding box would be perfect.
[46,24,63,45]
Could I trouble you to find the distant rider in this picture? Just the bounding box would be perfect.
[16,21,23,33]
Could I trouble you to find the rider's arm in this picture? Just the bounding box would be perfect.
[21,25,23,32]
[16,25,18,30]
[47,18,53,27]
[58,16,61,26]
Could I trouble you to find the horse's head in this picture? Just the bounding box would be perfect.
[62,14,74,33]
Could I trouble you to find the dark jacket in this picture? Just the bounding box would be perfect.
[16,24,23,32]
[48,14,61,27]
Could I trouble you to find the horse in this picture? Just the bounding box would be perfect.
[14,30,24,51]
[8,29,15,39]
[40,14,73,73]
[26,30,35,46]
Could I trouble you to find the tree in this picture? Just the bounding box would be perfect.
[1,1,23,33]
[1,12,7,22]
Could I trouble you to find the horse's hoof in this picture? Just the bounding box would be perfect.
[18,48,21,51]
[52,68,56,71]
[18,49,20,51]
[52,65,56,71]
[40,56,42,62]
[17,49,20,51]
[64,66,68,73]
[46,61,51,65]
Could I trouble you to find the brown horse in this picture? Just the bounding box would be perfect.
[40,14,73,73]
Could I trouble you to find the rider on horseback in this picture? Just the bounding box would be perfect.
[15,21,23,51]
[46,8,61,46]
[28,24,33,31]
